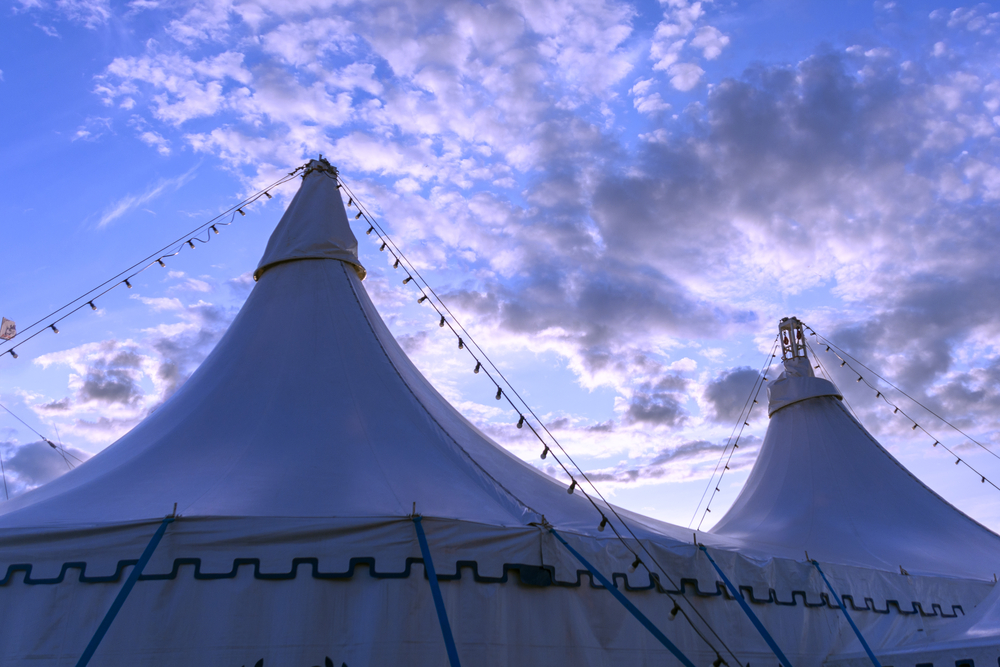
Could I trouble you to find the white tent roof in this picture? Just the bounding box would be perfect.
[710,349,1000,580]
[2,159,996,581]
[254,160,366,281]
[2,160,999,667]
[0,161,683,544]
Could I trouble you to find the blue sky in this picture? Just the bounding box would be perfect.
[3,0,1000,531]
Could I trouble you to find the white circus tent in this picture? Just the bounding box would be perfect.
[0,159,998,667]
[710,330,1000,581]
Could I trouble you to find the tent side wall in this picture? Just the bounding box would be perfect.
[0,516,991,667]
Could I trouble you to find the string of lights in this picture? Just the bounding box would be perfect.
[0,168,300,360]
[806,340,860,421]
[809,328,1000,463]
[804,325,1000,493]
[691,338,778,531]
[0,166,301,490]
[336,174,747,667]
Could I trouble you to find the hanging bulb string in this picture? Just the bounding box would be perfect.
[692,337,779,531]
[691,340,776,530]
[0,169,302,361]
[806,341,861,422]
[338,175,744,667]
[806,327,1000,463]
[804,327,1000,493]
[0,215,239,360]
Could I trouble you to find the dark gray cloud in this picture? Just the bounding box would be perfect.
[79,368,143,405]
[32,294,241,444]
[397,330,431,355]
[624,391,685,426]
[703,367,762,424]
[623,375,691,427]
[2,440,92,495]
[585,436,763,484]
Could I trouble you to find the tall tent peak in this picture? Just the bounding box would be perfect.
[768,316,841,416]
[254,156,366,282]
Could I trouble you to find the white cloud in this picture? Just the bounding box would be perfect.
[690,25,729,60]
[667,62,704,90]
[138,130,171,155]
[97,166,197,228]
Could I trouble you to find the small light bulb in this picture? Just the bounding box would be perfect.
[403,276,413,284]
[237,208,245,216]
[367,226,374,235]
[517,415,524,429]
[567,480,577,494]
[264,191,272,199]
[50,324,59,334]
[495,386,502,400]
[157,259,166,267]
[124,279,132,288]
[630,556,641,571]
[211,225,219,234]
[541,446,549,460]
[187,240,195,249]
[457,337,464,349]
[439,316,445,327]
[473,361,481,374]
[355,212,363,220]
[347,197,353,207]
[89,301,97,311]
[670,604,681,620]
[418,295,428,303]
[9,350,17,359]
[393,259,400,269]
[380,242,387,252]
[598,516,607,531]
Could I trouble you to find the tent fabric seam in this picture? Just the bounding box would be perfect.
[340,262,542,523]
[255,256,366,282]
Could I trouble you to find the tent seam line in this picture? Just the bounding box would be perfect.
[340,262,542,522]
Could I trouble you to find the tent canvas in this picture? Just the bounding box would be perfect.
[1,159,997,666]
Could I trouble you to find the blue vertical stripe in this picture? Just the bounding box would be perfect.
[550,528,697,667]
[75,515,175,667]
[699,545,794,667]
[412,516,462,667]
[811,559,882,667]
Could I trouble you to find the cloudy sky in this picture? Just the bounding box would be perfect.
[2,0,1000,530]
